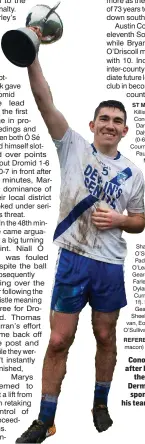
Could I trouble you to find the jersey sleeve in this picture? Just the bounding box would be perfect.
[52,127,73,167]
[127,170,145,214]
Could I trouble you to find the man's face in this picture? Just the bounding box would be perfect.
[89,107,128,149]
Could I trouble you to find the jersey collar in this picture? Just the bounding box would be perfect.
[91,143,121,160]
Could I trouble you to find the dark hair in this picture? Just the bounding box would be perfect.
[93,100,127,124]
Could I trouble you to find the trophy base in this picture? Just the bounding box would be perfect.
[1,28,39,67]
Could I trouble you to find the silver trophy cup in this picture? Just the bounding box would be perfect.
[1,3,63,67]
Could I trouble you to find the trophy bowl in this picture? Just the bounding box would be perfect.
[1,3,63,67]
[26,4,63,44]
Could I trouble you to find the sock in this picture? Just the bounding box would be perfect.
[38,394,58,425]
[94,381,111,406]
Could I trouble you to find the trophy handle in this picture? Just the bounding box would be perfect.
[43,2,61,22]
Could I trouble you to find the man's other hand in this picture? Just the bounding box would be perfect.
[91,208,124,230]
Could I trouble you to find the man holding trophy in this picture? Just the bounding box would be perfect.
[1,4,145,443]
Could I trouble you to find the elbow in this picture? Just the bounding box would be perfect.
[136,215,145,233]
[137,221,145,233]
[139,226,145,233]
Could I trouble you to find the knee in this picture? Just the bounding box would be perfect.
[94,327,116,348]
[48,331,74,354]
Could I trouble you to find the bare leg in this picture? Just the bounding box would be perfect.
[42,310,79,395]
[92,310,119,381]
[15,311,79,442]
[91,310,119,432]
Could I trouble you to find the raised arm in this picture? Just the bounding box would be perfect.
[28,56,68,140]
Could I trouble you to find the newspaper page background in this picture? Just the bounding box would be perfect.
[0,0,144,442]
